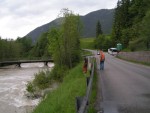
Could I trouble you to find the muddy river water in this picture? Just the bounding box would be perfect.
[0,63,54,113]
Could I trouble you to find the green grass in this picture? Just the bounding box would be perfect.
[80,38,95,49]
[81,50,93,56]
[32,62,87,113]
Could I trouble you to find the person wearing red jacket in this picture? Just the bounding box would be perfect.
[100,50,105,70]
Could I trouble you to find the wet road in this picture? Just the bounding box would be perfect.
[96,53,150,113]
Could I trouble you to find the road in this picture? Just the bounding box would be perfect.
[95,52,150,113]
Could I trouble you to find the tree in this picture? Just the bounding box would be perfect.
[111,0,123,45]
[61,9,82,68]
[48,8,82,69]
[0,38,22,61]
[94,35,113,51]
[111,0,150,49]
[48,28,63,67]
[96,20,103,38]
[140,10,150,49]
[31,32,50,58]
[16,37,32,57]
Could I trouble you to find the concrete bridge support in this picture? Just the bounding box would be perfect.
[44,62,48,67]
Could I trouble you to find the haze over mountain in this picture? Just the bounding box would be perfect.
[26,9,114,42]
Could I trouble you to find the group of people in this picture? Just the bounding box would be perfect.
[82,49,105,74]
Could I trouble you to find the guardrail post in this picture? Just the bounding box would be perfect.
[76,97,83,113]
[86,77,90,87]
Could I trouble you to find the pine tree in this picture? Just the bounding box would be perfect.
[140,10,150,49]
[96,20,103,38]
[111,0,122,45]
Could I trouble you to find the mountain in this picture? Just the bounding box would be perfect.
[80,9,114,37]
[25,9,114,42]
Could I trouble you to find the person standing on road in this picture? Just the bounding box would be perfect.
[100,50,105,70]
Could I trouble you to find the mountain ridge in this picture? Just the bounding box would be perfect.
[25,9,114,42]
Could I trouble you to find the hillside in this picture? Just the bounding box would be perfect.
[80,9,114,37]
[25,9,114,42]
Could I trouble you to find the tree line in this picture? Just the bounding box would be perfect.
[0,37,32,61]
[95,0,150,51]
[111,0,150,51]
[0,28,53,62]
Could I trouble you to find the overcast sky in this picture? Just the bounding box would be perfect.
[0,0,118,39]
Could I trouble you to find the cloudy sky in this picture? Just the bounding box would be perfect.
[0,0,118,39]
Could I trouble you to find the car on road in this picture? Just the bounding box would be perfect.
[108,48,118,56]
[97,50,100,55]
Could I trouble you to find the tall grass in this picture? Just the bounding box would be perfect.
[32,62,87,113]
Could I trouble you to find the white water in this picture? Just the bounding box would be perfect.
[0,63,54,113]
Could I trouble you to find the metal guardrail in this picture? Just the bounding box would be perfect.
[76,57,95,113]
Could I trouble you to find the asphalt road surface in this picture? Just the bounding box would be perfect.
[95,52,150,113]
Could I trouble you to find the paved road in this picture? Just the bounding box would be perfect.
[95,52,150,113]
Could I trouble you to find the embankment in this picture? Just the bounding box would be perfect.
[118,51,150,64]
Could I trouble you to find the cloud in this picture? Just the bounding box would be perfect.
[0,0,118,39]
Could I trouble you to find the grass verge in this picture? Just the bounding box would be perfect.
[32,62,87,113]
[88,62,97,113]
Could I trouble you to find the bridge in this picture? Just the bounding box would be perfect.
[0,59,54,67]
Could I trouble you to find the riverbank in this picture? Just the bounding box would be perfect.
[32,62,87,113]
[32,60,97,113]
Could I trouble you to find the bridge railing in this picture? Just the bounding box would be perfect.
[0,57,51,62]
[75,56,95,113]
[0,58,53,67]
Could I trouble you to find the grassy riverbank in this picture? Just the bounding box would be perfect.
[32,62,87,113]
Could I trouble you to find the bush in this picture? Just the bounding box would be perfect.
[32,62,87,113]
[26,81,35,94]
[33,71,50,89]
[50,65,68,82]
[26,65,69,94]
[129,38,146,51]
[94,35,112,50]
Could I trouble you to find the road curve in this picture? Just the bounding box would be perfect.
[95,52,150,113]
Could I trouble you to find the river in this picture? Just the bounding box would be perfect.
[0,63,54,113]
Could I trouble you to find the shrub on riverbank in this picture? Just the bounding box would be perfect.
[33,71,50,89]
[50,65,68,82]
[26,70,53,96]
[32,62,86,113]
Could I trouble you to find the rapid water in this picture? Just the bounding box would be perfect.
[0,63,54,113]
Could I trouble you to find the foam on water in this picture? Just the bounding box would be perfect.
[0,63,54,113]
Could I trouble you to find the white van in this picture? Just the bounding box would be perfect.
[108,48,118,55]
